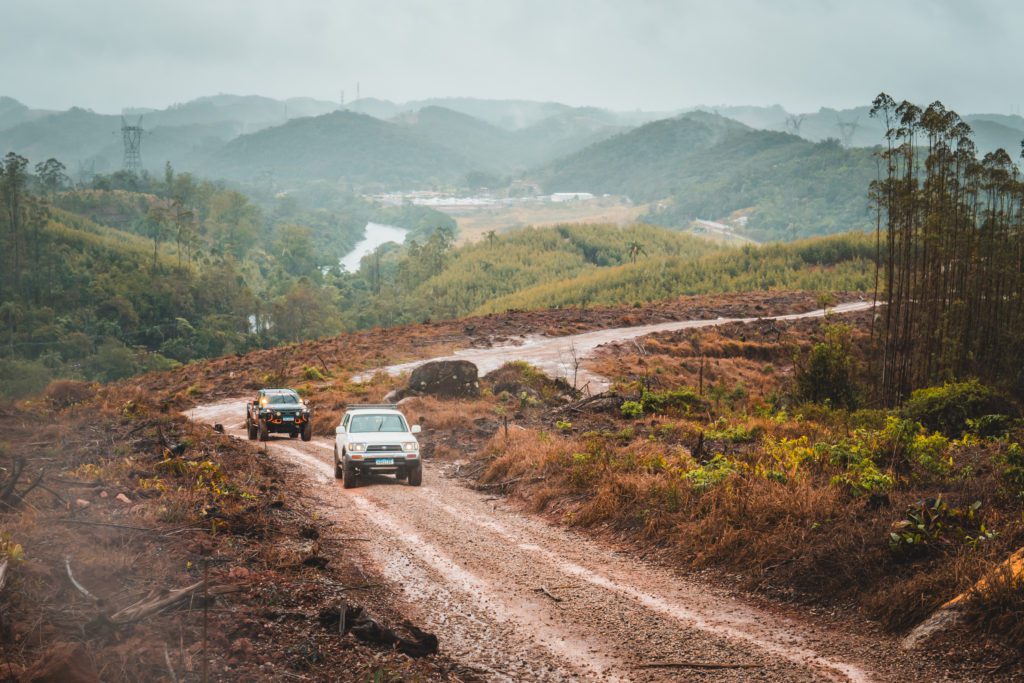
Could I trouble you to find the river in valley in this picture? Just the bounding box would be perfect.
[339,222,408,272]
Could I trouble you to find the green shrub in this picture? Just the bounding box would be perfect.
[303,365,326,381]
[620,401,644,418]
[902,380,1007,437]
[682,454,737,492]
[795,323,858,408]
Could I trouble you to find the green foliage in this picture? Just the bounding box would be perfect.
[0,358,52,400]
[682,454,737,492]
[620,401,644,419]
[795,323,858,408]
[1000,443,1024,495]
[476,232,875,313]
[889,497,996,558]
[302,365,326,381]
[622,387,706,418]
[902,380,1007,438]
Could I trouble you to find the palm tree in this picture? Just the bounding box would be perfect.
[627,240,646,264]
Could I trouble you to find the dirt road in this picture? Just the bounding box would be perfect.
[193,398,889,682]
[189,302,970,682]
[353,300,876,391]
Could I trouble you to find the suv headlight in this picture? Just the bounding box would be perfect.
[348,443,367,452]
[403,442,418,452]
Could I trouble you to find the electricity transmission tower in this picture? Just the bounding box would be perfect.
[786,114,805,136]
[835,115,859,147]
[121,115,144,173]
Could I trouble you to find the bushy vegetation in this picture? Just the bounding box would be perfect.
[474,232,875,313]
[0,154,452,399]
[902,380,1009,438]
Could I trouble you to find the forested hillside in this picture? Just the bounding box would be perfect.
[537,111,877,241]
[0,154,452,398]
[202,110,470,187]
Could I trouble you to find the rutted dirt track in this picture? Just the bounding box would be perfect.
[194,398,881,682]
[189,303,957,682]
[353,301,876,392]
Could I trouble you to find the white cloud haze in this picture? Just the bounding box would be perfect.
[2,0,1021,114]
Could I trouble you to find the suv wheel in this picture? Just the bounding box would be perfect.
[301,421,312,442]
[333,447,344,480]
[407,463,422,487]
[342,461,358,489]
[258,419,268,441]
[247,418,257,440]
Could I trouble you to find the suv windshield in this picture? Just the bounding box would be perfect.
[265,393,299,404]
[349,414,407,433]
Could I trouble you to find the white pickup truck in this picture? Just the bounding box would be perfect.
[334,404,422,489]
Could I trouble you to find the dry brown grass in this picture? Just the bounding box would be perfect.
[0,385,452,680]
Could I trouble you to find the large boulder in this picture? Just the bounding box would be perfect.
[403,360,480,399]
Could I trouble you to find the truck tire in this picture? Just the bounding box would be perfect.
[258,419,268,441]
[247,418,257,440]
[333,448,344,480]
[342,461,357,489]
[301,421,312,442]
[408,463,422,487]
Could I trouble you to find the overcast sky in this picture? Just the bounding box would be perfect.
[3,0,1021,115]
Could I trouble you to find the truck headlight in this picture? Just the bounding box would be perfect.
[348,443,367,452]
[403,442,418,452]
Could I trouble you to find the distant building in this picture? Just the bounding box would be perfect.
[550,192,595,202]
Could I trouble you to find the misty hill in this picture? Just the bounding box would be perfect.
[0,107,240,176]
[126,94,338,130]
[688,104,790,131]
[538,111,750,198]
[391,106,518,173]
[0,96,55,131]
[351,97,574,130]
[537,111,878,240]
[391,105,627,174]
[202,110,469,186]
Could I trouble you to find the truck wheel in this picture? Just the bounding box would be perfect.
[342,461,357,489]
[395,468,407,481]
[301,421,312,442]
[408,463,422,487]
[333,447,344,480]
[258,419,268,441]
[247,418,257,440]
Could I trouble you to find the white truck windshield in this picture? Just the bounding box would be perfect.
[349,414,407,433]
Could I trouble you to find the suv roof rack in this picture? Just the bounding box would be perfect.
[346,403,398,410]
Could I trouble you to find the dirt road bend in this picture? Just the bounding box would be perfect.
[189,401,919,681]
[352,300,877,391]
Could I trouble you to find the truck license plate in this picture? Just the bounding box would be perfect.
[283,416,294,421]
[375,458,394,465]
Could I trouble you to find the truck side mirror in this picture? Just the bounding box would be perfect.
[335,425,346,434]
[411,425,421,434]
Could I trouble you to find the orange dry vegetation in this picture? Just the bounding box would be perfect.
[0,384,452,680]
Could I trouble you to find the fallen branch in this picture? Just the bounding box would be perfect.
[534,585,562,603]
[109,579,208,624]
[0,558,8,594]
[65,557,101,604]
[636,662,762,670]
[163,644,178,683]
[56,519,154,532]
[475,475,546,490]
